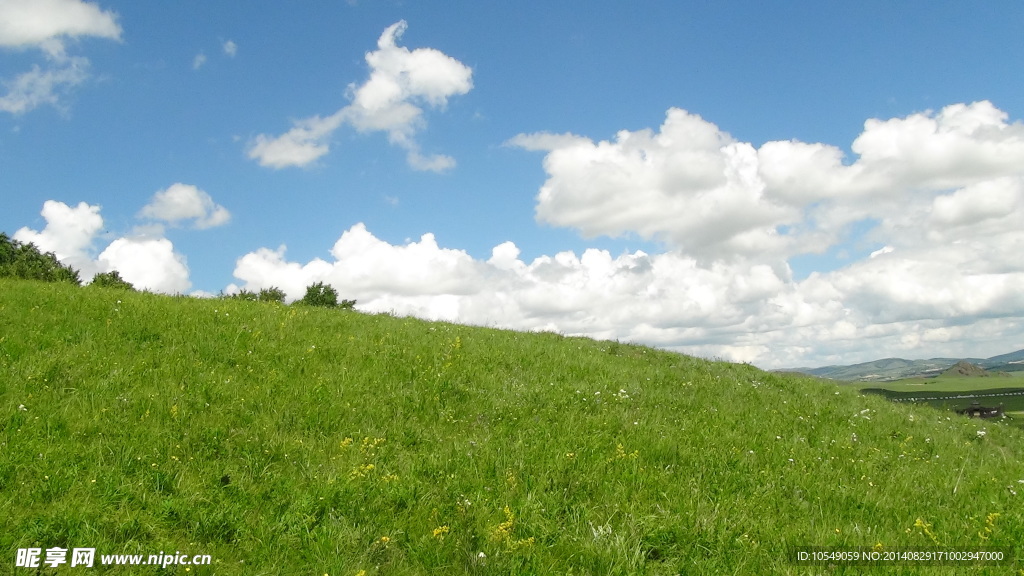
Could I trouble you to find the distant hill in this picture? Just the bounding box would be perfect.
[941,360,990,378]
[785,348,1024,381]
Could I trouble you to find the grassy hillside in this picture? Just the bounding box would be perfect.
[2,278,1024,575]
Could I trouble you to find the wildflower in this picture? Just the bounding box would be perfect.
[432,525,450,540]
[491,506,516,542]
[607,443,639,462]
[976,430,987,438]
[349,463,375,478]
[914,518,940,545]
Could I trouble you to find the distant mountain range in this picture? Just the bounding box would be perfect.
[785,348,1024,382]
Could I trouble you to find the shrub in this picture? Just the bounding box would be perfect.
[224,286,286,304]
[0,232,81,285]
[300,282,339,308]
[90,270,135,291]
[227,289,260,302]
[258,287,286,303]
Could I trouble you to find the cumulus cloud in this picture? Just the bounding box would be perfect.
[248,20,472,171]
[137,183,231,230]
[15,199,191,292]
[760,101,1024,232]
[230,219,1024,368]
[98,237,190,294]
[222,40,237,57]
[929,177,1022,229]
[231,223,800,349]
[234,102,1024,369]
[192,52,206,70]
[0,0,121,114]
[511,102,1024,261]
[511,109,801,260]
[13,199,103,277]
[14,185,230,293]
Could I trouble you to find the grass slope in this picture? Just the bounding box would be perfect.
[2,278,1024,575]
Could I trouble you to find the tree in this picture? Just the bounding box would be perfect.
[90,270,135,291]
[301,282,339,308]
[227,289,259,301]
[258,287,286,303]
[0,232,81,285]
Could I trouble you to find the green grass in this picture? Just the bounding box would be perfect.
[850,373,1024,393]
[2,278,1024,575]
[852,376,1024,431]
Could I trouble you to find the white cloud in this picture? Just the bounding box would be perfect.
[235,102,1024,369]
[232,246,334,300]
[14,196,201,294]
[248,20,472,171]
[192,52,206,70]
[13,199,103,277]
[760,101,1024,234]
[0,0,121,49]
[247,111,345,169]
[929,177,1022,229]
[510,108,798,259]
[0,56,89,113]
[511,102,1024,262]
[345,20,472,135]
[222,40,237,57]
[99,237,190,294]
[137,183,231,229]
[230,223,802,352]
[0,0,121,114]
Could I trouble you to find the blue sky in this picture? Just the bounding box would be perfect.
[3,1,1024,368]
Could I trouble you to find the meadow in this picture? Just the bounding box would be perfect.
[854,374,1024,431]
[853,373,1024,393]
[2,278,1024,574]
